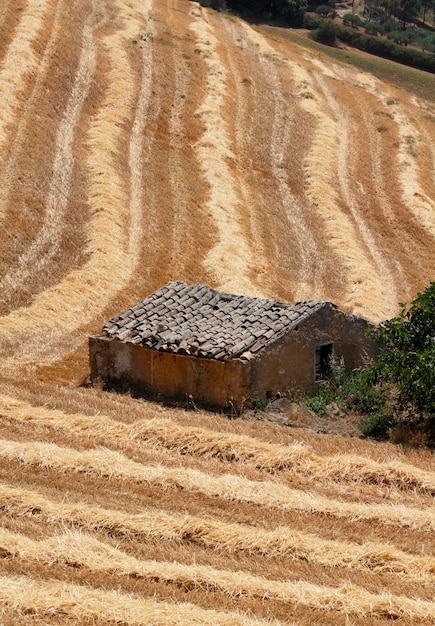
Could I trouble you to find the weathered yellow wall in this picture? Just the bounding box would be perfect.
[89,306,377,410]
[89,336,252,410]
[250,305,378,398]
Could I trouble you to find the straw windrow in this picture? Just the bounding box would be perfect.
[1,528,435,620]
[2,393,435,495]
[0,573,280,626]
[1,437,435,533]
[0,0,152,369]
[0,0,54,177]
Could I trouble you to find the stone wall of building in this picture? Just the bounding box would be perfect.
[89,335,252,411]
[89,306,378,411]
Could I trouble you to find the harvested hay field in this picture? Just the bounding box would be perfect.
[0,0,434,624]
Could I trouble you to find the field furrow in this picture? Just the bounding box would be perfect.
[1,528,434,620]
[237,26,372,307]
[232,23,335,302]
[127,2,153,259]
[189,6,260,296]
[2,393,435,496]
[0,6,97,297]
[0,574,276,626]
[0,0,54,177]
[354,73,435,245]
[394,101,435,238]
[1,437,434,532]
[209,19,273,293]
[0,0,153,370]
[1,480,434,588]
[315,71,398,311]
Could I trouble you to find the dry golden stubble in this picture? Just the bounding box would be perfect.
[1,527,435,620]
[1,393,435,496]
[0,572,280,626]
[0,440,434,583]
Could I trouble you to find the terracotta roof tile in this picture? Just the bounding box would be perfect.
[102,282,329,361]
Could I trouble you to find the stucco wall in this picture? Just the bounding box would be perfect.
[250,305,377,398]
[89,306,377,411]
[89,336,252,410]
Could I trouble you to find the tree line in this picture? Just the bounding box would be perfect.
[198,0,434,29]
[197,0,308,25]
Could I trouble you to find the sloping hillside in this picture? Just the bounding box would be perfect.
[0,0,434,624]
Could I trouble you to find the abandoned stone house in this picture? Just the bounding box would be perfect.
[89,281,377,411]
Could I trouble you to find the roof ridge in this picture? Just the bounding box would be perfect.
[102,283,331,361]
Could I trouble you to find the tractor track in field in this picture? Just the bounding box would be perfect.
[0,2,435,624]
[0,4,98,301]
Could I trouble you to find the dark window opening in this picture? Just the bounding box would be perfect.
[315,343,333,380]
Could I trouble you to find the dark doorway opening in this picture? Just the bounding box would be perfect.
[315,343,333,380]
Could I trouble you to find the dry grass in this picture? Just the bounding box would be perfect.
[2,435,435,532]
[189,5,260,296]
[1,441,434,583]
[1,528,435,620]
[0,0,53,175]
[0,573,278,626]
[2,472,435,600]
[1,1,435,623]
[0,8,97,295]
[2,393,435,495]
[0,0,149,370]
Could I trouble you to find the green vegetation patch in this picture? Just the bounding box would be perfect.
[264,25,435,104]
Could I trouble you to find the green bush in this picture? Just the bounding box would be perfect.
[342,13,363,27]
[359,413,396,439]
[303,13,323,29]
[303,393,329,416]
[300,361,395,441]
[313,20,338,45]
[421,35,435,53]
[316,4,334,17]
[387,30,410,45]
[303,14,435,73]
[367,282,435,418]
[365,20,384,36]
[361,282,435,447]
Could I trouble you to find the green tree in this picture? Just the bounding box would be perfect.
[398,0,422,27]
[281,0,308,23]
[313,19,338,43]
[343,12,364,26]
[421,0,434,22]
[365,19,385,33]
[316,4,335,16]
[367,283,435,418]
[225,0,307,22]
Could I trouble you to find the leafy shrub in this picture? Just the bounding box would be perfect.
[300,360,395,441]
[342,13,363,27]
[421,35,435,53]
[316,4,334,17]
[303,14,435,72]
[365,21,384,36]
[367,283,435,418]
[361,283,435,447]
[303,13,323,29]
[281,0,308,25]
[359,413,396,439]
[250,396,268,412]
[303,393,329,416]
[382,18,398,33]
[387,30,411,45]
[313,20,338,45]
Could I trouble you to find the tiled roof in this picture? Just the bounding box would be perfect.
[102,282,328,361]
